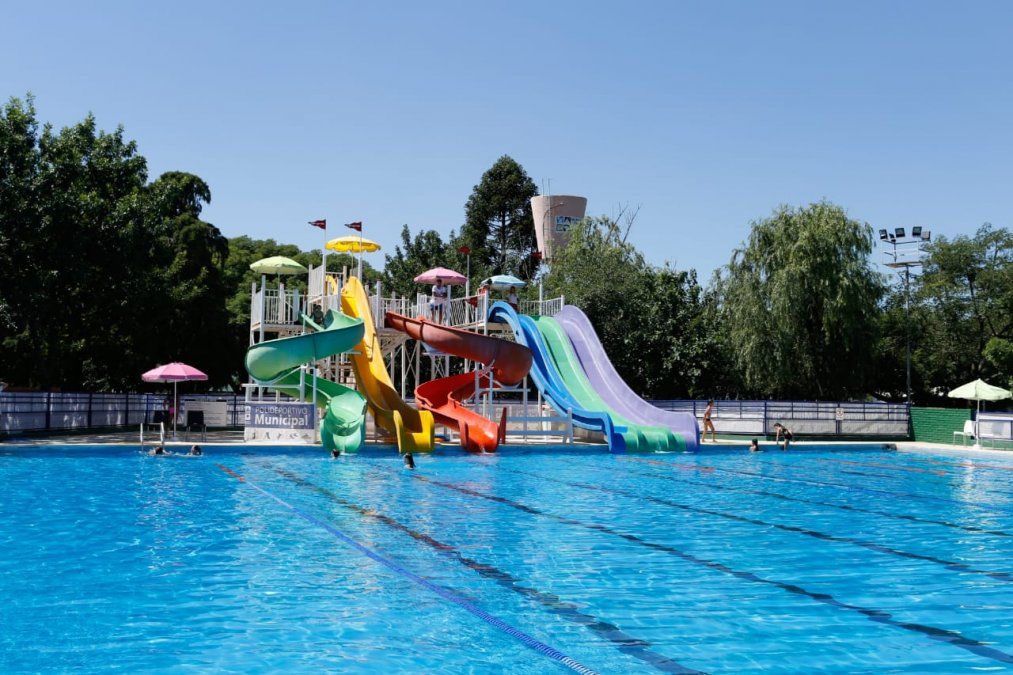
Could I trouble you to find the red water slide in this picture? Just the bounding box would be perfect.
[384,312,533,452]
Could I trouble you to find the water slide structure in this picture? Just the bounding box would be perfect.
[487,301,632,452]
[531,314,685,453]
[555,305,700,451]
[244,310,367,454]
[385,312,533,453]
[340,277,435,453]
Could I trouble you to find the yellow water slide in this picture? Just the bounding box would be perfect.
[340,277,435,453]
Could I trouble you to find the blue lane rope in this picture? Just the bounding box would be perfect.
[215,464,596,675]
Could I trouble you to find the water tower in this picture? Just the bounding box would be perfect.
[531,195,587,263]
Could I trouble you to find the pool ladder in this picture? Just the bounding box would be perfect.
[139,421,166,449]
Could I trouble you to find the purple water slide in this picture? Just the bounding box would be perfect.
[555,305,700,451]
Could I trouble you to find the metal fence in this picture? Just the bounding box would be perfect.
[3,390,912,439]
[0,392,245,435]
[649,399,911,437]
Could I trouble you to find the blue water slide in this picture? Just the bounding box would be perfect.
[488,301,628,452]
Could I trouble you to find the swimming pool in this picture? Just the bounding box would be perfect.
[2,444,1013,672]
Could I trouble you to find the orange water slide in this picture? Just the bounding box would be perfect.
[384,313,533,452]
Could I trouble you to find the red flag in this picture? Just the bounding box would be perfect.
[309,219,326,230]
[457,245,471,255]
[345,221,363,232]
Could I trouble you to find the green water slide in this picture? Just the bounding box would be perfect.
[531,316,684,452]
[245,310,367,454]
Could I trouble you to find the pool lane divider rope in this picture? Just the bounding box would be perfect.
[255,461,702,675]
[212,464,597,675]
[506,468,1013,583]
[600,458,1013,539]
[621,457,1001,509]
[401,470,1013,666]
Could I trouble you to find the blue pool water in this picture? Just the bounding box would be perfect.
[3,444,1013,673]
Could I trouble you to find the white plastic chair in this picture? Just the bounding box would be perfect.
[953,420,975,445]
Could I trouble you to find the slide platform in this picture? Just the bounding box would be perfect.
[385,312,533,452]
[556,305,699,451]
[340,277,435,454]
[244,310,367,454]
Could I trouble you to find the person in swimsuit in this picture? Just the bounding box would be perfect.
[702,399,716,443]
[773,423,793,450]
[749,438,762,452]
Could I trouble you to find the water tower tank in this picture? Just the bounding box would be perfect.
[531,195,587,262]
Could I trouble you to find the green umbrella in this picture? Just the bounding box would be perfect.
[250,256,307,275]
[948,378,1012,447]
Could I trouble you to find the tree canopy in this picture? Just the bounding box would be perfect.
[0,96,232,389]
[903,224,1013,397]
[381,225,470,299]
[544,216,719,398]
[1,96,1009,405]
[460,155,539,279]
[718,202,885,400]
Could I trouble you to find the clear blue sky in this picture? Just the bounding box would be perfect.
[5,1,1012,278]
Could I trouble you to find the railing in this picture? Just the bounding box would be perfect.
[527,296,564,317]
[649,399,910,437]
[250,287,263,328]
[308,264,326,299]
[412,293,566,327]
[1,392,246,435]
[375,296,413,327]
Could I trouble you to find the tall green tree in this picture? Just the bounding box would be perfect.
[0,95,234,390]
[461,155,539,278]
[381,225,471,299]
[911,224,1013,395]
[719,201,884,399]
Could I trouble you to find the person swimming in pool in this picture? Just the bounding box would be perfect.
[403,453,415,469]
[148,445,167,456]
[749,438,762,452]
[189,445,202,456]
[331,449,341,458]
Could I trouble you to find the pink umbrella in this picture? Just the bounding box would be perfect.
[142,362,208,438]
[413,267,467,285]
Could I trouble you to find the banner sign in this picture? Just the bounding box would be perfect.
[244,402,316,443]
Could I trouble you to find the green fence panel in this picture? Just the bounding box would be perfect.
[910,406,971,445]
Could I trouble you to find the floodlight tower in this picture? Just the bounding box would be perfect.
[878,226,931,404]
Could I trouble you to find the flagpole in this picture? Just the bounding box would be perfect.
[321,225,328,301]
[358,226,363,279]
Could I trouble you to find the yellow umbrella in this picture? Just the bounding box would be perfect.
[325,236,381,278]
[325,236,381,253]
